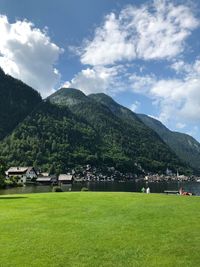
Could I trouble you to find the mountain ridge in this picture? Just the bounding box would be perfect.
[0,67,42,140]
[48,87,191,173]
[0,81,197,174]
[138,113,200,171]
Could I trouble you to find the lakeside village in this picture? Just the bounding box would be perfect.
[2,165,200,188]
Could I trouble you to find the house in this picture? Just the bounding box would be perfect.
[5,167,38,183]
[36,175,57,185]
[58,174,73,184]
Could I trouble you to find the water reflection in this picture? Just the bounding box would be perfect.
[0,181,200,195]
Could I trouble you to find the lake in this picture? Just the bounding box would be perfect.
[0,180,200,195]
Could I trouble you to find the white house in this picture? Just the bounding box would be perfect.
[5,167,38,183]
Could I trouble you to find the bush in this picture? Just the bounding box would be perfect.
[81,187,89,191]
[0,175,6,188]
[52,186,63,192]
[4,179,14,187]
[17,182,24,187]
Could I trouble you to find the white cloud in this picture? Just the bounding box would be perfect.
[64,0,200,139]
[176,122,186,129]
[80,12,136,66]
[78,0,199,66]
[0,15,63,97]
[171,59,200,75]
[129,74,156,93]
[130,101,140,112]
[63,65,126,95]
[129,59,200,125]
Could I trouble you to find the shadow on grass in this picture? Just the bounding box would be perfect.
[0,196,27,200]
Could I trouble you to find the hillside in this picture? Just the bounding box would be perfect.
[48,88,190,174]
[0,67,42,140]
[0,101,100,173]
[138,114,200,171]
[0,83,194,174]
[89,93,200,172]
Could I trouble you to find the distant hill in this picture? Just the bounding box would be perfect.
[0,67,42,140]
[138,114,200,171]
[48,88,190,174]
[89,93,144,125]
[0,82,194,174]
[0,101,101,173]
[89,93,200,172]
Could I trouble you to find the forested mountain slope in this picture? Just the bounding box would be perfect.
[138,114,200,171]
[0,67,42,140]
[48,88,190,173]
[0,83,193,174]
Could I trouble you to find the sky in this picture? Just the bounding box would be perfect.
[0,0,200,140]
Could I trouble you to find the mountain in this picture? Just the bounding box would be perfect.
[48,88,190,174]
[89,93,144,125]
[0,101,101,173]
[0,67,42,140]
[0,83,193,174]
[89,93,200,172]
[49,87,89,107]
[138,114,200,171]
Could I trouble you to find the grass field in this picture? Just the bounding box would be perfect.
[0,192,200,267]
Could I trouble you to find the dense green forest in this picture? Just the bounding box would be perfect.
[0,72,195,175]
[0,101,101,174]
[0,98,189,174]
[0,67,42,140]
[48,88,191,174]
[138,114,200,172]
[88,93,200,172]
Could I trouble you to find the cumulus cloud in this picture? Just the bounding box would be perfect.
[171,59,200,75]
[130,101,140,112]
[176,122,186,129]
[0,15,63,97]
[66,0,199,106]
[129,59,200,124]
[63,65,126,95]
[64,0,200,138]
[129,74,156,93]
[78,0,199,66]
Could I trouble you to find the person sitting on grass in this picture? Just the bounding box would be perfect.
[179,187,192,196]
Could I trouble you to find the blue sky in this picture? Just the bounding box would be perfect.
[0,0,200,140]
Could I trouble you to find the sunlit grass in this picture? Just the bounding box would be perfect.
[0,192,200,267]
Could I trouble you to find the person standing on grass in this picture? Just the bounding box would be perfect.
[179,187,183,195]
[141,187,145,193]
[146,187,150,194]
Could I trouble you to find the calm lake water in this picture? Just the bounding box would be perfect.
[0,181,200,195]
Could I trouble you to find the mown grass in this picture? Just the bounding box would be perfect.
[0,192,200,267]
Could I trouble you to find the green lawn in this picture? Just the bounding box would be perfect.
[0,192,200,267]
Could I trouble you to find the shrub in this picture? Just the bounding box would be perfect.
[52,186,63,192]
[0,175,6,188]
[4,179,14,187]
[81,187,89,191]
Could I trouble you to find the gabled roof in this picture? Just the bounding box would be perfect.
[6,167,29,174]
[36,177,52,182]
[40,172,50,177]
[58,174,73,181]
[5,166,36,175]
